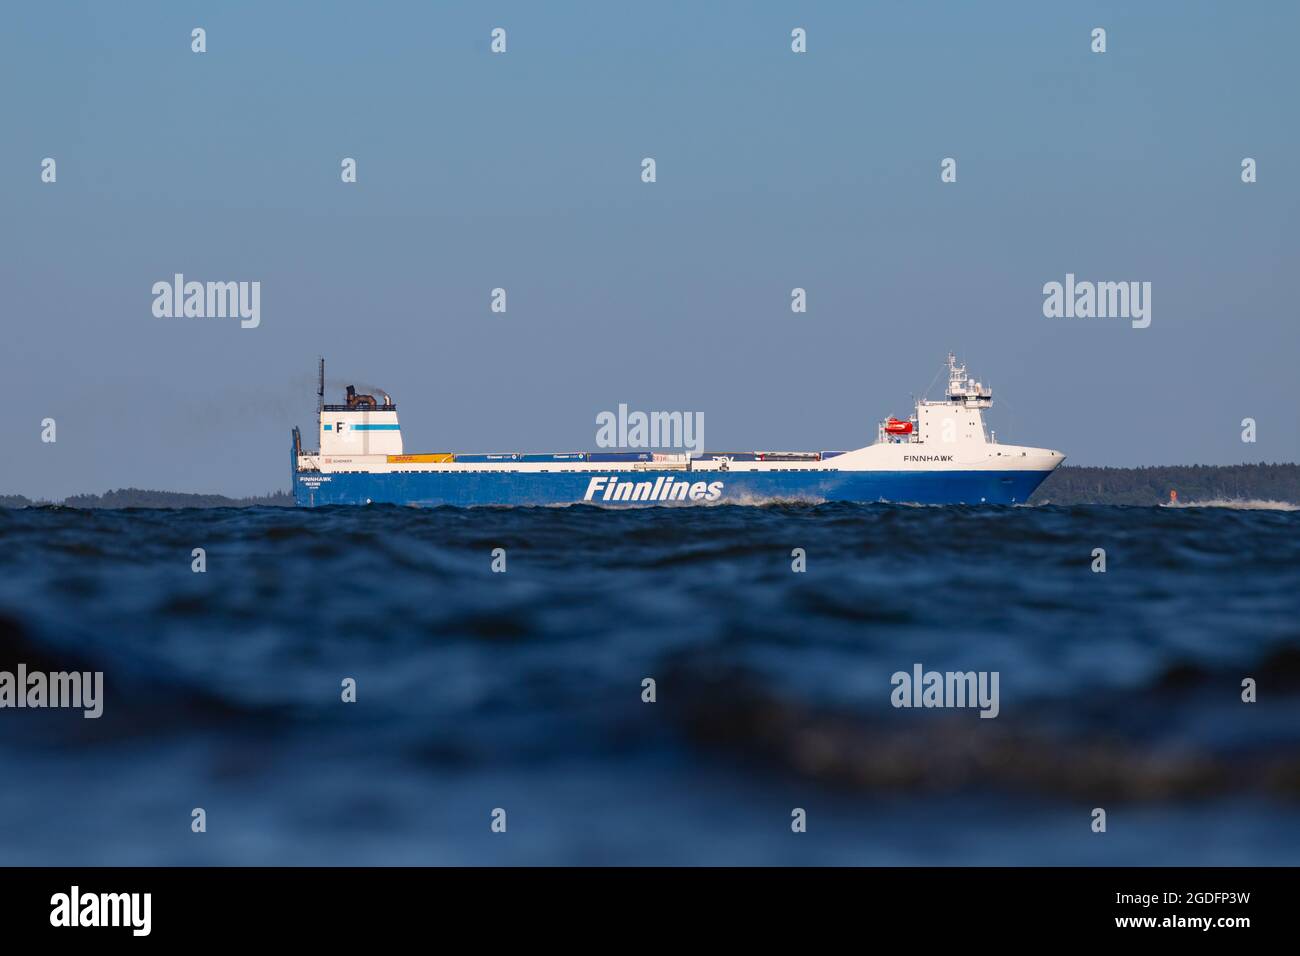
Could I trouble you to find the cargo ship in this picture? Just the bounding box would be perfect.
[291,354,1064,507]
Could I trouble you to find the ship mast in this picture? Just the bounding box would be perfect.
[317,357,325,416]
[945,352,991,408]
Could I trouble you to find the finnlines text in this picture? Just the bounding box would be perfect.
[584,476,723,502]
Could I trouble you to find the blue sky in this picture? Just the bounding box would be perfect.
[3,1,1297,498]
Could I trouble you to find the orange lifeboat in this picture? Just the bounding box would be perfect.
[885,417,913,435]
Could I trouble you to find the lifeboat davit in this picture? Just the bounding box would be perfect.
[884,417,914,435]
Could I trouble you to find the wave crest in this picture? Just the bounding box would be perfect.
[1163,498,1298,511]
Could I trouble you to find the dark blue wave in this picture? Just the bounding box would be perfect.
[0,502,1297,864]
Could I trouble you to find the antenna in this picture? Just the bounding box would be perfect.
[317,357,325,414]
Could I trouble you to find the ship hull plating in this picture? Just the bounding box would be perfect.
[293,468,1053,508]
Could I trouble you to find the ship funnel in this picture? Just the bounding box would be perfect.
[345,385,378,409]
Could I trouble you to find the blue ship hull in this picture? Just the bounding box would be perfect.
[293,468,1053,507]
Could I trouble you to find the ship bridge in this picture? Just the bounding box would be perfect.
[878,353,994,446]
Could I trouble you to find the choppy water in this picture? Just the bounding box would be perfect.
[1,501,1298,865]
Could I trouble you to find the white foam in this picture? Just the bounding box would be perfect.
[1162,498,1299,511]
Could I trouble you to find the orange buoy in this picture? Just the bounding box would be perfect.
[1169,489,1178,503]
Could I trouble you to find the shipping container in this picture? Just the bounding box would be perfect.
[695,452,759,462]
[757,452,821,461]
[519,453,586,462]
[587,452,655,463]
[820,450,848,460]
[453,453,520,463]
[387,453,454,464]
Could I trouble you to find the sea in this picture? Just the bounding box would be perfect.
[1,501,1298,865]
